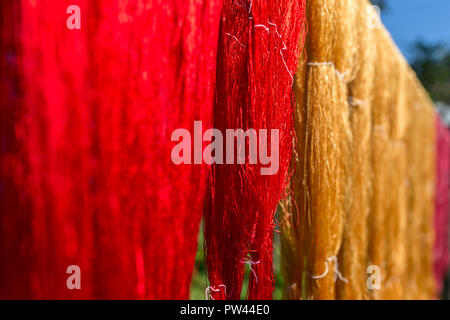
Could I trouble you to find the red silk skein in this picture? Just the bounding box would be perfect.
[205,0,306,300]
[0,0,222,299]
[434,115,450,296]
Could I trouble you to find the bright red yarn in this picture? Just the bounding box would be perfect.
[0,0,33,299]
[434,115,449,296]
[205,0,306,300]
[0,0,221,299]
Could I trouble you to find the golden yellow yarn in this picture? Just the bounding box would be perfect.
[281,0,437,300]
[337,0,375,300]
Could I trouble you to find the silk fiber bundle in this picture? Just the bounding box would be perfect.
[281,0,438,301]
[18,0,92,299]
[90,0,222,299]
[205,0,306,300]
[404,66,436,300]
[434,115,449,297]
[0,0,33,299]
[304,0,345,300]
[0,0,222,299]
[336,0,375,300]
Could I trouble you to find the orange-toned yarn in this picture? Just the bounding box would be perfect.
[282,0,438,301]
[366,25,392,300]
[301,0,343,300]
[336,0,375,300]
[381,36,408,300]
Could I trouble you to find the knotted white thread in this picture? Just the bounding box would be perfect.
[227,1,294,83]
[348,96,367,108]
[225,32,247,48]
[306,261,329,279]
[241,259,260,283]
[254,21,294,84]
[328,256,348,283]
[306,255,348,283]
[205,284,228,300]
[307,61,350,83]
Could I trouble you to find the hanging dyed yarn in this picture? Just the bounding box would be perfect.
[281,0,438,300]
[88,0,222,299]
[0,0,222,299]
[0,0,33,299]
[205,0,306,300]
[434,115,449,297]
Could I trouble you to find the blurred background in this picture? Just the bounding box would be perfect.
[376,0,450,299]
[190,0,450,299]
[374,0,450,125]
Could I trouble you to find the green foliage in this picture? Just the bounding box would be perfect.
[411,41,450,104]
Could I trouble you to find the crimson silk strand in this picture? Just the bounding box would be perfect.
[205,0,306,300]
[0,0,221,299]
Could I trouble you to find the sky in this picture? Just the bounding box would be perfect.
[380,0,450,61]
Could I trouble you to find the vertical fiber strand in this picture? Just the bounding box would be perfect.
[206,0,306,300]
[434,115,450,297]
[0,0,33,299]
[89,0,222,299]
[302,0,344,300]
[1,0,222,299]
[20,0,93,298]
[336,0,375,300]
